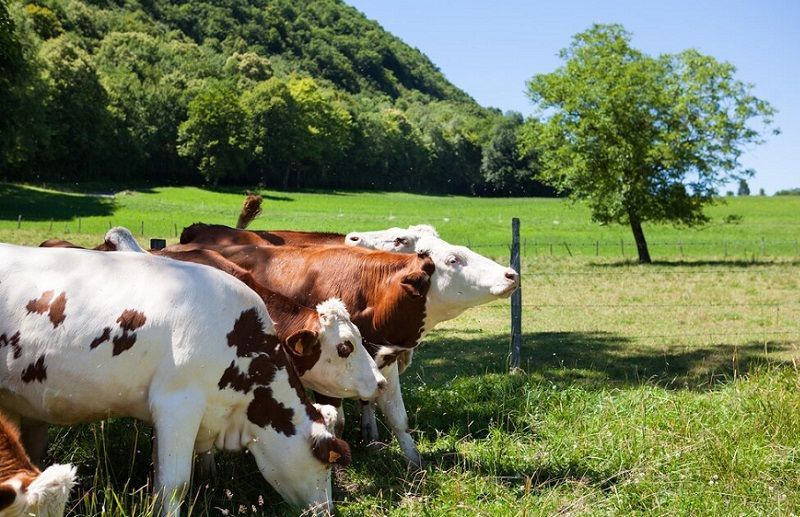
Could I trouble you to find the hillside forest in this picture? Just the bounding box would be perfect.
[0,0,553,195]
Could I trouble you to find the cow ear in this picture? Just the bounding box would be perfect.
[0,484,16,510]
[401,271,430,298]
[285,329,319,357]
[312,436,352,467]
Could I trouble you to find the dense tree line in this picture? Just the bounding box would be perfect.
[0,0,548,195]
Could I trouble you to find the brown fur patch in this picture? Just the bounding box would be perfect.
[25,291,54,315]
[25,290,68,328]
[0,412,39,493]
[21,356,47,383]
[247,386,295,436]
[218,361,255,393]
[48,292,67,328]
[227,308,271,358]
[0,332,22,360]
[117,309,146,332]
[89,327,111,349]
[312,436,351,467]
[110,310,146,356]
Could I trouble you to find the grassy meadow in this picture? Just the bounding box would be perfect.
[0,183,798,515]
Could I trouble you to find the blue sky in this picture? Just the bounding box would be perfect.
[346,0,799,195]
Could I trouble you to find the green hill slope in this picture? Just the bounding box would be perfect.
[1,0,543,195]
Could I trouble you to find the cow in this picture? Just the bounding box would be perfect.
[164,239,519,467]
[0,412,75,517]
[39,231,387,402]
[180,194,439,252]
[0,243,353,515]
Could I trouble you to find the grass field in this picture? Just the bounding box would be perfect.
[1,183,799,515]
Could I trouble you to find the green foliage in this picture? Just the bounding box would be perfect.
[3,0,538,193]
[774,188,800,196]
[23,3,62,39]
[737,179,750,196]
[522,24,776,262]
[177,81,249,184]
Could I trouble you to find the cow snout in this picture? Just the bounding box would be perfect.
[505,268,519,284]
[377,379,388,392]
[349,235,360,242]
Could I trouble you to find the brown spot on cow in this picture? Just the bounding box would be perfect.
[25,290,68,328]
[227,308,272,358]
[0,332,22,359]
[218,361,255,393]
[110,310,146,356]
[48,292,67,328]
[117,310,146,332]
[25,291,54,315]
[89,327,111,349]
[247,386,295,436]
[21,356,47,383]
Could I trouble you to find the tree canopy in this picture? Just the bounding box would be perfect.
[0,0,550,196]
[522,24,777,263]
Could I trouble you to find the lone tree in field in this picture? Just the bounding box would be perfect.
[522,24,777,263]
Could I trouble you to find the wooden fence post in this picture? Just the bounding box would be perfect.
[510,218,522,371]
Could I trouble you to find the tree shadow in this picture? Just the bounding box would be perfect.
[410,331,796,390]
[0,183,116,221]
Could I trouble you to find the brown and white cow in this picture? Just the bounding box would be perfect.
[0,412,75,517]
[39,232,386,402]
[0,243,352,515]
[164,241,519,467]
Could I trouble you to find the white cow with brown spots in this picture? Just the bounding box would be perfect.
[0,243,352,516]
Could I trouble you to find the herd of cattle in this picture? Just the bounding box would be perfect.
[0,195,519,516]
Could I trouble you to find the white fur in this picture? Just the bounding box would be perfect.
[302,298,385,400]
[104,227,145,252]
[339,229,520,467]
[0,244,339,516]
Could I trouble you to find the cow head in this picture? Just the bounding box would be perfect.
[102,227,145,252]
[416,235,519,323]
[247,405,348,515]
[296,299,385,400]
[345,224,439,253]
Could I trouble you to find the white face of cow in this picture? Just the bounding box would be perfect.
[344,224,439,253]
[248,420,334,514]
[301,299,386,400]
[416,235,519,324]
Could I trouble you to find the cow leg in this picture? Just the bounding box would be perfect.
[374,362,422,469]
[20,418,50,467]
[151,389,205,517]
[359,400,379,443]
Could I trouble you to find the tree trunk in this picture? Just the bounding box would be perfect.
[282,164,291,191]
[628,212,652,264]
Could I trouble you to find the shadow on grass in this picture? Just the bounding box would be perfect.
[0,183,116,221]
[198,185,295,202]
[412,331,796,389]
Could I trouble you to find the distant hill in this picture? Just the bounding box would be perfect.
[1,0,550,195]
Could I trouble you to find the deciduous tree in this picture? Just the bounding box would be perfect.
[523,24,777,263]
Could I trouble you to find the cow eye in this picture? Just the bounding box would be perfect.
[446,255,461,266]
[336,342,354,358]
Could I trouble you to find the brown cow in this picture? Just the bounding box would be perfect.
[0,412,75,516]
[165,241,519,467]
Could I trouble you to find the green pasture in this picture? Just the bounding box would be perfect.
[1,182,799,259]
[0,184,798,515]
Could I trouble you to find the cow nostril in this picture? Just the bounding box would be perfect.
[505,270,518,281]
[377,380,387,391]
[349,236,360,242]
